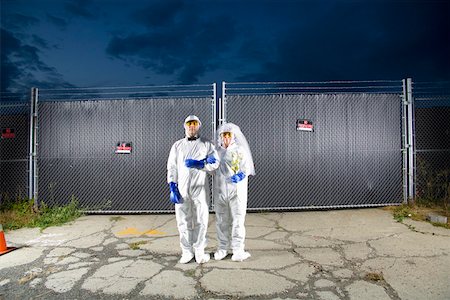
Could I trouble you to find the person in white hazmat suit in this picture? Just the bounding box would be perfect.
[167,115,219,264]
[213,122,255,262]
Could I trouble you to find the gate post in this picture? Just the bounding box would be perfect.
[402,78,415,204]
[221,81,226,124]
[212,83,217,138]
[30,87,39,208]
[28,89,35,201]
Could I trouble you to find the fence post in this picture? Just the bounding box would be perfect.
[403,78,415,204]
[221,81,226,124]
[212,83,217,139]
[28,89,35,201]
[407,78,416,204]
[402,80,407,203]
[31,87,39,209]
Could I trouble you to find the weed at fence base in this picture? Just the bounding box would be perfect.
[0,196,83,231]
[386,203,449,229]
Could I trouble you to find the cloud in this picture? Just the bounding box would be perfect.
[31,34,51,49]
[178,59,207,84]
[106,3,236,84]
[0,29,72,94]
[132,0,185,28]
[236,1,450,82]
[46,13,68,30]
[1,29,23,92]
[64,0,98,19]
[1,13,39,31]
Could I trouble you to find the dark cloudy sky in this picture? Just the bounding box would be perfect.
[1,0,449,96]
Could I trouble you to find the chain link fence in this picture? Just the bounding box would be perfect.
[36,85,216,212]
[5,79,447,212]
[223,81,405,209]
[0,102,31,203]
[414,82,450,204]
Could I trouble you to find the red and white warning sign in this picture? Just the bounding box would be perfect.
[115,142,132,154]
[296,119,314,132]
[1,128,15,139]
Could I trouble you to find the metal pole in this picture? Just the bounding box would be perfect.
[401,79,408,204]
[32,88,39,207]
[406,78,415,204]
[212,83,216,139]
[211,83,217,211]
[221,81,226,124]
[28,89,35,200]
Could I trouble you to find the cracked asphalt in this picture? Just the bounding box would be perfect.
[1,208,449,299]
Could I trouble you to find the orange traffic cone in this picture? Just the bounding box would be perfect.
[0,224,17,255]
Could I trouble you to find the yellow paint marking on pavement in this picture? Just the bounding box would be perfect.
[116,227,142,236]
[116,227,166,236]
[143,229,165,235]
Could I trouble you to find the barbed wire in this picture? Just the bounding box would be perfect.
[226,80,402,85]
[39,83,213,92]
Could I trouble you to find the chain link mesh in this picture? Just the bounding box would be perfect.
[37,98,214,212]
[9,81,447,211]
[225,93,403,209]
[0,103,30,203]
[415,93,450,201]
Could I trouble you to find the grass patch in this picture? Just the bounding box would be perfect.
[110,216,125,222]
[385,202,449,229]
[390,205,415,222]
[128,240,148,250]
[0,196,83,231]
[185,269,196,277]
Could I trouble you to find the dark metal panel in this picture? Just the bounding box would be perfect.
[226,93,403,209]
[37,98,213,212]
[415,106,450,151]
[415,97,450,200]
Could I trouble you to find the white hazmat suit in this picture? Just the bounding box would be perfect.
[167,115,219,264]
[213,122,255,261]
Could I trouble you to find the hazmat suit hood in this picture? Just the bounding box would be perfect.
[216,122,255,176]
[184,115,201,138]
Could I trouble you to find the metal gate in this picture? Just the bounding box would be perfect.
[19,80,417,212]
[222,81,406,209]
[36,85,216,212]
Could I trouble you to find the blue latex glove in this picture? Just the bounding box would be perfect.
[230,171,246,183]
[205,155,216,164]
[169,182,183,204]
[185,159,205,169]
